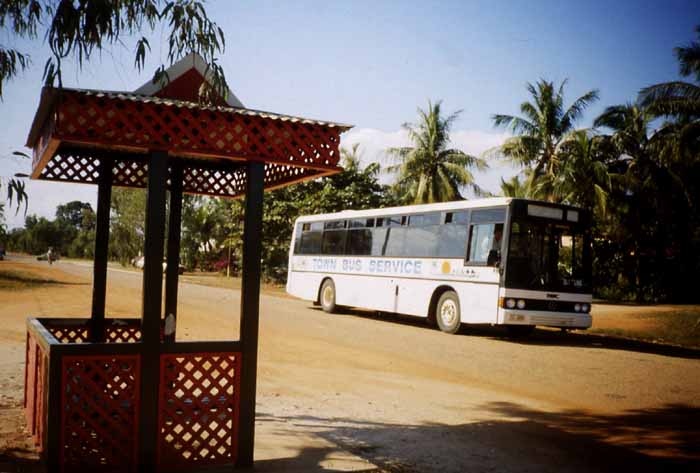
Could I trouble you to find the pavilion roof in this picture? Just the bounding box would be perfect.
[26,82,351,198]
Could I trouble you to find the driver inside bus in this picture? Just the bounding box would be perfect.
[486,225,503,266]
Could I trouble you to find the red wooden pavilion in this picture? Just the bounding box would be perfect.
[22,53,351,472]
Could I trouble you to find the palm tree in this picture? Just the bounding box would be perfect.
[640,25,700,116]
[386,100,487,204]
[491,79,599,201]
[499,174,529,198]
[551,130,612,215]
[341,143,380,176]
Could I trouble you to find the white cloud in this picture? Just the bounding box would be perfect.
[340,127,520,196]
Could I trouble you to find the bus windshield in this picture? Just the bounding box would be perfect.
[505,219,591,293]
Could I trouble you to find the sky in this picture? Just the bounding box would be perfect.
[1,0,698,228]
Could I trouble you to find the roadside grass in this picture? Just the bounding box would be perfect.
[0,268,68,290]
[589,310,700,348]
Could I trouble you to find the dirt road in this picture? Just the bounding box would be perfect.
[1,256,699,472]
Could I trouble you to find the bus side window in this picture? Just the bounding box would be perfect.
[347,229,372,255]
[300,230,322,254]
[322,229,347,255]
[467,223,504,265]
[294,223,303,254]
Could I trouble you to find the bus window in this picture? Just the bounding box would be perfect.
[347,229,372,255]
[471,208,506,223]
[386,216,403,227]
[444,211,469,225]
[349,218,375,228]
[300,230,322,254]
[438,224,468,257]
[406,213,440,257]
[371,227,389,256]
[322,230,347,254]
[384,227,407,256]
[324,220,347,230]
[467,223,504,265]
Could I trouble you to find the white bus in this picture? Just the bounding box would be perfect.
[286,198,592,335]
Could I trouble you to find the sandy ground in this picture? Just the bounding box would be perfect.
[1,255,699,472]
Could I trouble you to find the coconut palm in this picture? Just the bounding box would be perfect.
[386,101,487,204]
[550,130,612,215]
[341,143,380,176]
[499,174,529,198]
[640,25,700,116]
[491,79,599,200]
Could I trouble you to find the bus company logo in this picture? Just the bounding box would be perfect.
[441,261,451,274]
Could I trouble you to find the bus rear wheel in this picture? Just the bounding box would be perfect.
[436,291,461,334]
[320,279,337,313]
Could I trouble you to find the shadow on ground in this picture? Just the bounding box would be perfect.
[256,402,699,473]
[1,403,697,472]
[315,306,700,360]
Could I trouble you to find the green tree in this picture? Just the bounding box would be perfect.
[499,174,529,198]
[387,100,487,204]
[491,79,599,201]
[640,25,700,116]
[0,0,228,101]
[109,187,146,265]
[549,130,612,215]
[1,1,229,214]
[56,200,93,229]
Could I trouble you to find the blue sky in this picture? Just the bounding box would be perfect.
[1,0,698,227]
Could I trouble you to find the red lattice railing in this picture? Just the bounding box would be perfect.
[38,146,324,199]
[158,352,241,470]
[60,355,141,472]
[53,90,344,170]
[45,319,144,343]
[24,331,47,451]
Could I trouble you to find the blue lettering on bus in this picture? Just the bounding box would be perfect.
[310,257,422,275]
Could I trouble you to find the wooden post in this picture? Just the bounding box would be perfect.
[164,161,183,343]
[236,161,265,467]
[138,151,168,471]
[90,157,113,342]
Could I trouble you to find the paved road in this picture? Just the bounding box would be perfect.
[6,256,700,472]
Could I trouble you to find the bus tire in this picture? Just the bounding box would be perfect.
[319,279,337,313]
[436,291,461,334]
[506,325,535,337]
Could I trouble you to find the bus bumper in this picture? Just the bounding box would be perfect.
[500,309,592,329]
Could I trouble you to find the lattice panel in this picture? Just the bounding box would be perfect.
[182,164,245,197]
[60,355,140,472]
[39,152,100,184]
[55,90,344,170]
[158,352,241,470]
[113,159,149,188]
[47,325,89,343]
[40,145,328,199]
[106,325,142,343]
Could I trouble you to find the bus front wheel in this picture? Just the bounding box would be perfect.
[436,291,461,334]
[320,279,337,313]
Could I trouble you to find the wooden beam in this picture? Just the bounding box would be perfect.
[236,161,265,467]
[164,161,183,343]
[90,157,113,343]
[138,150,168,471]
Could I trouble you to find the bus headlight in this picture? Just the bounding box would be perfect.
[506,298,516,309]
[582,304,590,313]
[574,303,581,312]
[516,299,526,309]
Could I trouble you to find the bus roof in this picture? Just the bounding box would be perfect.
[295,197,514,223]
